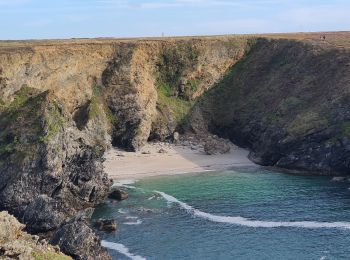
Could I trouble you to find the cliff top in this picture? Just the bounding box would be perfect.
[0,31,349,51]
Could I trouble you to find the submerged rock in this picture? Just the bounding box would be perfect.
[331,177,348,182]
[108,189,128,201]
[94,219,118,232]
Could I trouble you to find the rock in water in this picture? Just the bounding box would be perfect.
[94,219,118,232]
[108,189,129,201]
[331,177,347,182]
[204,136,231,155]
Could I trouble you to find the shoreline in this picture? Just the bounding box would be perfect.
[104,142,256,181]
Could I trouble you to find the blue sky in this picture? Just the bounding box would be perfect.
[0,0,349,40]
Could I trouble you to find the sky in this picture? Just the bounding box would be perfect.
[0,0,349,40]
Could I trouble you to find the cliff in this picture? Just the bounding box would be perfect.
[0,211,71,260]
[0,37,248,151]
[0,36,250,259]
[189,33,350,175]
[0,32,349,258]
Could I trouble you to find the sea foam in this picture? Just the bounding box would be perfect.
[155,191,350,230]
[101,240,146,260]
[113,179,138,188]
[124,220,143,225]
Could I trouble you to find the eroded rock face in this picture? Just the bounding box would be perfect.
[102,44,158,151]
[50,217,111,260]
[191,38,350,175]
[0,211,71,260]
[0,87,112,258]
[0,88,112,226]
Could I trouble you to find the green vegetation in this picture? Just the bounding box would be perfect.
[157,84,195,124]
[288,111,328,136]
[105,105,118,125]
[89,85,118,125]
[0,86,66,166]
[0,136,18,155]
[155,45,200,125]
[157,45,198,92]
[341,122,350,136]
[39,101,65,142]
[0,98,5,111]
[32,251,72,260]
[277,97,304,116]
[189,79,199,92]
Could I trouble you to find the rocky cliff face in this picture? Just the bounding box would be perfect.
[190,37,350,175]
[0,86,111,259]
[0,32,349,258]
[0,37,248,151]
[0,211,71,260]
[0,36,249,259]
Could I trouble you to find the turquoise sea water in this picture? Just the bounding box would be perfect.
[92,168,350,260]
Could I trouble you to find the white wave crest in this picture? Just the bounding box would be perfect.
[155,191,350,230]
[124,220,143,225]
[126,216,138,219]
[113,180,138,189]
[101,240,146,260]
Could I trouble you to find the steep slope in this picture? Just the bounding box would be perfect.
[0,36,250,259]
[190,37,350,175]
[0,37,249,151]
[0,86,112,259]
[0,211,71,260]
[0,33,350,258]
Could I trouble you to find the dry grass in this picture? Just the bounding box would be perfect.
[0,31,349,53]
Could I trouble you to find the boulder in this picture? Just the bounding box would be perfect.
[158,148,167,154]
[50,217,111,260]
[204,136,231,155]
[94,219,117,232]
[173,132,180,143]
[331,177,347,182]
[108,189,128,201]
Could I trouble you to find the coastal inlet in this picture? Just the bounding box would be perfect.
[93,169,350,260]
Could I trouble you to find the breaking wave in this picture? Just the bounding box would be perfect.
[155,191,350,230]
[101,240,146,260]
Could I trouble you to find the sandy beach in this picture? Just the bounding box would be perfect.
[104,142,256,180]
